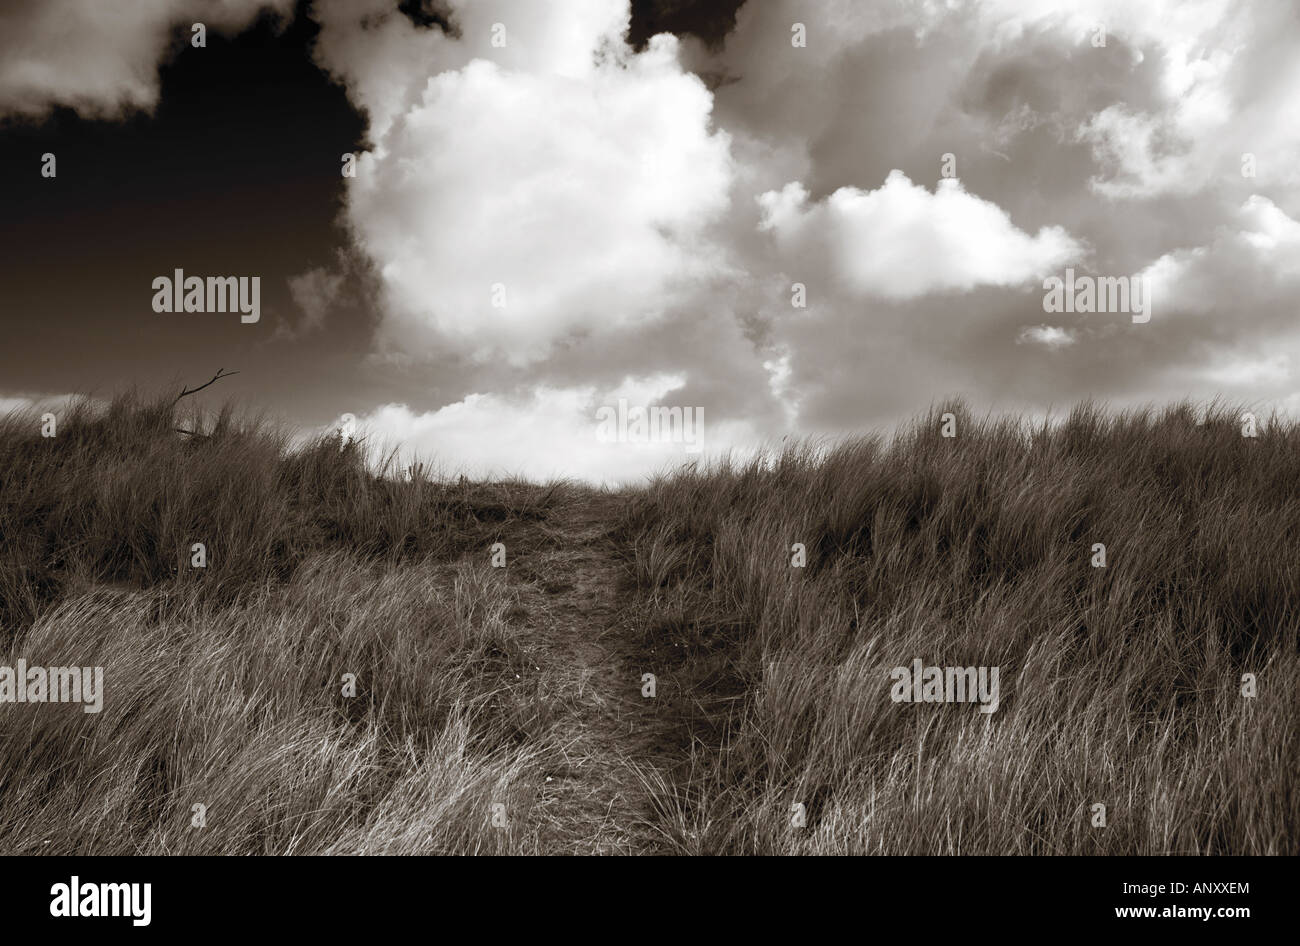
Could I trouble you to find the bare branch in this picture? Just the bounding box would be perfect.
[174,369,239,404]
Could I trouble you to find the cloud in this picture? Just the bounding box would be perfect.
[11,0,1300,481]
[1141,195,1300,317]
[758,171,1083,300]
[0,0,293,119]
[286,266,345,335]
[307,0,1300,469]
[0,392,91,417]
[314,0,734,367]
[1199,353,1291,387]
[334,375,762,485]
[1018,325,1077,349]
[984,0,1300,201]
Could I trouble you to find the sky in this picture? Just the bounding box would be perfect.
[2,0,1299,483]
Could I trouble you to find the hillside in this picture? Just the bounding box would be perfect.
[0,394,1294,854]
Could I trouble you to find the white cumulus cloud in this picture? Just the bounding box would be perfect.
[315,0,734,366]
[758,171,1083,300]
[334,375,760,485]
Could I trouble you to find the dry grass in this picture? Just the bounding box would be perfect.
[0,391,573,854]
[618,401,1298,854]
[0,393,1294,854]
[0,554,557,854]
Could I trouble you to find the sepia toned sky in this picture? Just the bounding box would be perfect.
[3,0,1299,482]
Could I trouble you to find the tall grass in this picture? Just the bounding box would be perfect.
[620,401,1298,854]
[1,393,1294,854]
[0,390,559,632]
[0,554,551,854]
[0,391,570,854]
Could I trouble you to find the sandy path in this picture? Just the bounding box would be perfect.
[498,492,676,854]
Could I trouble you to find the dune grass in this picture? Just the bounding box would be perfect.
[618,401,1298,853]
[0,392,1294,854]
[0,391,572,854]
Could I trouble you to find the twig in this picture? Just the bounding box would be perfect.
[174,369,239,404]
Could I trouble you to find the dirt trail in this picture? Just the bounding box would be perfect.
[499,491,677,854]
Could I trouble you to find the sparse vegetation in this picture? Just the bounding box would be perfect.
[0,394,1294,853]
